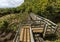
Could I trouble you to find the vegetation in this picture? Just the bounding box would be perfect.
[0,12,29,32]
[0,0,60,23]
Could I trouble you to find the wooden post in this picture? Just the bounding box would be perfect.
[40,20,41,27]
[30,27,35,42]
[43,23,48,38]
[54,25,58,34]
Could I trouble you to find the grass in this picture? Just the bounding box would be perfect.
[0,12,29,32]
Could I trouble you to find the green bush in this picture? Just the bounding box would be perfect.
[0,13,29,32]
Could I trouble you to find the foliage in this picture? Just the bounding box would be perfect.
[0,0,60,23]
[0,13,29,31]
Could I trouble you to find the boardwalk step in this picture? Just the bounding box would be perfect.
[23,28,27,42]
[27,29,30,42]
[20,26,31,42]
[32,28,43,33]
[20,28,24,42]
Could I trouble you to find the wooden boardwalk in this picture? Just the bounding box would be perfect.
[19,25,44,42]
[13,13,58,42]
[20,26,31,42]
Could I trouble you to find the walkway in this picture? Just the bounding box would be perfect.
[13,13,58,42]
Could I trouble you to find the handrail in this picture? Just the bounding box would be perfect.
[43,23,48,37]
[30,13,58,28]
[37,14,58,33]
[30,27,35,42]
[30,13,58,36]
[37,15,58,26]
[13,23,21,42]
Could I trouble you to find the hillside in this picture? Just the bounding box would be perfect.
[0,0,60,23]
[0,12,29,42]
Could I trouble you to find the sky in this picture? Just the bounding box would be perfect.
[0,0,24,8]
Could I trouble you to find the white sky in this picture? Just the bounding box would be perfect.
[0,0,24,8]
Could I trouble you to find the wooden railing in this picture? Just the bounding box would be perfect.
[36,14,58,33]
[30,13,58,37]
[13,23,21,42]
[30,27,35,42]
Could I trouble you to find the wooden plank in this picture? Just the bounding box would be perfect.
[30,28,35,42]
[32,28,43,33]
[23,28,27,42]
[22,26,30,29]
[20,28,24,42]
[33,29,43,33]
[32,28,43,30]
[27,29,30,42]
[19,26,33,42]
[43,23,48,37]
